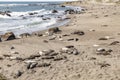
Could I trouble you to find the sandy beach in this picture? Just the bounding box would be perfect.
[0,1,120,80]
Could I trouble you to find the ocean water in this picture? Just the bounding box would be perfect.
[0,2,82,36]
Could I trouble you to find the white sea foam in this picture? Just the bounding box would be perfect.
[12,9,46,15]
[0,9,47,19]
[0,2,76,35]
[0,9,67,35]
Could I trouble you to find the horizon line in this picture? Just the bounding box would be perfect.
[0,0,77,2]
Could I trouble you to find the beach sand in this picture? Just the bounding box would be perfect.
[0,2,120,80]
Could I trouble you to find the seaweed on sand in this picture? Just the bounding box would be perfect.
[0,74,7,80]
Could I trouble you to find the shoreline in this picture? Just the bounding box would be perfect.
[0,1,120,80]
[0,2,83,38]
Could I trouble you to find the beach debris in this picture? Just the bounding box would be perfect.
[43,40,48,43]
[0,32,16,41]
[14,70,23,78]
[67,38,74,41]
[65,8,83,14]
[65,9,75,14]
[89,29,95,32]
[11,46,15,49]
[104,14,109,17]
[10,51,19,54]
[26,54,41,59]
[110,41,120,45]
[12,57,24,61]
[66,45,74,48]
[37,34,43,37]
[75,38,79,41]
[99,37,108,40]
[60,46,79,55]
[7,64,11,67]
[54,55,67,61]
[67,38,79,41]
[95,15,99,18]
[41,56,54,60]
[37,62,51,67]
[49,35,57,40]
[96,48,112,55]
[47,27,61,36]
[93,44,100,47]
[3,54,11,58]
[71,30,85,36]
[0,38,1,42]
[97,48,106,52]
[99,36,113,40]
[89,57,96,60]
[24,60,38,69]
[19,33,31,38]
[32,32,43,37]
[0,73,7,80]
[98,62,111,68]
[0,56,4,60]
[62,34,70,37]
[101,25,108,27]
[105,36,113,39]
[9,56,23,60]
[38,49,55,56]
[92,14,99,18]
[38,49,60,60]
[27,62,38,69]
[24,60,37,64]
[59,38,64,41]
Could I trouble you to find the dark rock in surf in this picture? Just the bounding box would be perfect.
[28,13,34,15]
[60,5,66,7]
[52,10,58,13]
[65,9,75,14]
[6,13,11,17]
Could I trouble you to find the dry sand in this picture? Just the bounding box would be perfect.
[0,2,120,80]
